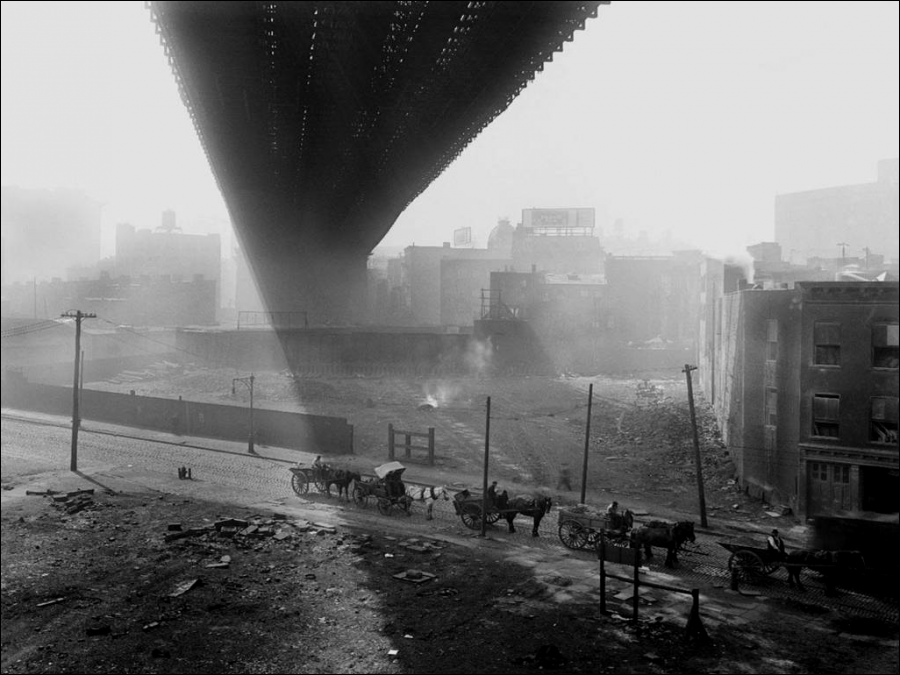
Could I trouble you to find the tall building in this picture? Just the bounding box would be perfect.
[512,208,601,274]
[775,159,899,264]
[403,243,510,327]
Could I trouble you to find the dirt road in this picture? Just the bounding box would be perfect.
[2,413,898,674]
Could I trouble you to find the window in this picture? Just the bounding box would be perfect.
[872,324,899,369]
[766,320,778,361]
[809,462,849,483]
[809,462,829,481]
[812,394,840,438]
[833,464,851,485]
[764,388,778,426]
[814,323,841,366]
[870,397,899,444]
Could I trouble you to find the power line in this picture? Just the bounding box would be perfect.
[1,318,74,339]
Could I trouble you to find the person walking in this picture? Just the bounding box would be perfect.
[557,463,572,491]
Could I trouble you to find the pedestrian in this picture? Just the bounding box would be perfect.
[606,500,619,516]
[557,463,572,491]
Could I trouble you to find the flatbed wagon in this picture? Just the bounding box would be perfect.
[557,507,631,550]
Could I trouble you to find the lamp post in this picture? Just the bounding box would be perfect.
[232,373,256,453]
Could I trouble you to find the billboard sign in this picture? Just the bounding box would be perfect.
[453,226,473,247]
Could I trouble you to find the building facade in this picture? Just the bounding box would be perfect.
[700,280,899,519]
[775,159,899,264]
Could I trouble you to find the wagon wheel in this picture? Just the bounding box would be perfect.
[460,504,483,530]
[728,550,766,581]
[558,519,589,550]
[606,531,633,549]
[290,471,309,496]
[352,485,369,508]
[485,511,502,524]
[313,470,327,492]
[377,497,392,516]
[760,559,780,575]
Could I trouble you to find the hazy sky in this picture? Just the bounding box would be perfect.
[2,1,898,259]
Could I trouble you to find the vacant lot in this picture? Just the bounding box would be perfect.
[88,367,756,519]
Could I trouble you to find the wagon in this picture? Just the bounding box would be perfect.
[352,461,412,516]
[718,541,781,581]
[288,462,343,496]
[451,490,503,529]
[557,507,631,550]
[288,463,329,495]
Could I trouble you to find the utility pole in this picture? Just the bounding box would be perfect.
[683,364,708,528]
[61,310,96,471]
[232,374,256,453]
[837,242,848,266]
[580,383,593,505]
[480,396,491,538]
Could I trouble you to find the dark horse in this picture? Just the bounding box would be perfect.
[630,520,696,568]
[783,549,866,596]
[323,469,361,501]
[496,492,552,537]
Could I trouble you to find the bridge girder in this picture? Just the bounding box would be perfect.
[150,1,603,321]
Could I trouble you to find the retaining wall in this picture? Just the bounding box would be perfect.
[1,376,353,455]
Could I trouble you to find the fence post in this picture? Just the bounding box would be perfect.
[632,546,640,622]
[599,534,607,615]
[388,423,395,460]
[405,433,411,459]
[428,427,435,465]
[685,588,708,641]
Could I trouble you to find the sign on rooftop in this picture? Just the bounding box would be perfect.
[453,226,473,247]
[522,208,595,235]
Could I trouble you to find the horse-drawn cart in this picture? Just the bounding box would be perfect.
[352,461,413,516]
[451,490,503,529]
[289,464,328,495]
[718,541,781,581]
[452,490,552,536]
[718,541,866,592]
[289,462,359,499]
[557,506,632,550]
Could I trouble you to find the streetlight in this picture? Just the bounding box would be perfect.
[232,373,256,453]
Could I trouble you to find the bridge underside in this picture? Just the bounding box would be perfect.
[150,1,603,323]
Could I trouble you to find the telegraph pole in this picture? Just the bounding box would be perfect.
[61,310,96,471]
[580,383,593,505]
[232,374,256,453]
[837,242,848,266]
[480,396,491,538]
[683,364,708,528]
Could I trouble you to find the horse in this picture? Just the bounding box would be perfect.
[495,492,552,537]
[629,520,695,568]
[323,469,360,501]
[405,484,451,520]
[783,549,866,596]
